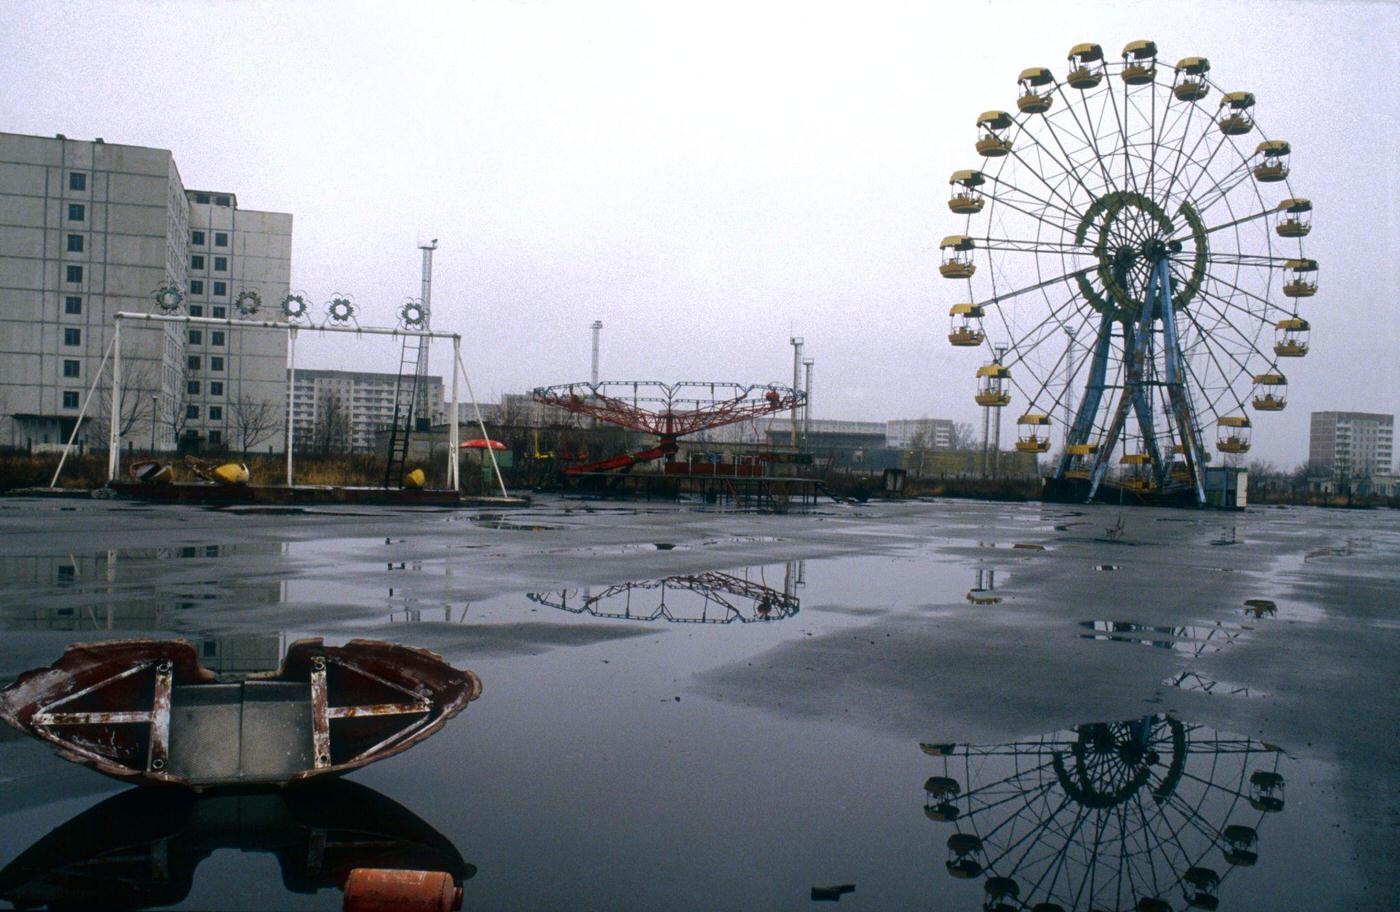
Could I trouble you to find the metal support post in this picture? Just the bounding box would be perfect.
[450,336,461,489]
[108,321,122,481]
[286,327,297,486]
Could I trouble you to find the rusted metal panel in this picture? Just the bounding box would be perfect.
[0,638,481,790]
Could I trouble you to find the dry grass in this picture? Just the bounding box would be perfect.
[0,451,450,490]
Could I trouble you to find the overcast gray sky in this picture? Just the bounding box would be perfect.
[3,0,1396,468]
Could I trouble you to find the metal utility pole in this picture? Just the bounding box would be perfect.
[590,320,603,386]
[416,239,438,421]
[790,336,803,449]
[802,358,813,441]
[992,343,1006,478]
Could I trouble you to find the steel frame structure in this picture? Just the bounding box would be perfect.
[943,42,1312,503]
[104,312,464,489]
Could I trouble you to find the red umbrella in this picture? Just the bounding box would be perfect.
[460,438,507,450]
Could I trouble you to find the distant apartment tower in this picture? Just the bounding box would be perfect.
[1309,411,1394,491]
[182,190,292,451]
[886,418,955,450]
[290,369,446,454]
[0,131,291,452]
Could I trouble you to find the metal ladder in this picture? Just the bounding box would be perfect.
[382,333,429,488]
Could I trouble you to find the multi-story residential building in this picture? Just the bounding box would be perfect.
[0,131,291,453]
[1309,411,1395,495]
[181,190,292,451]
[289,368,446,454]
[886,418,955,450]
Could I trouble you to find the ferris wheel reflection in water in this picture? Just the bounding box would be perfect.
[921,715,1285,911]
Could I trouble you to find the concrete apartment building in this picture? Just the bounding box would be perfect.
[1309,411,1395,495]
[290,368,446,454]
[0,131,290,453]
[886,418,955,449]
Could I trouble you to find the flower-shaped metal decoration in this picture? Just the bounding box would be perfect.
[235,289,262,316]
[281,293,309,321]
[153,283,184,313]
[326,295,356,325]
[399,298,428,329]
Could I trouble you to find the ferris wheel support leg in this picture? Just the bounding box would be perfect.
[1055,313,1114,480]
[1087,287,1157,501]
[1156,259,1208,503]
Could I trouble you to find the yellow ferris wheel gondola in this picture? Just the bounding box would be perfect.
[1252,372,1288,411]
[1274,317,1310,357]
[939,235,977,279]
[948,169,986,214]
[975,111,1014,157]
[1066,42,1105,89]
[948,303,985,346]
[974,362,1011,407]
[1217,415,1252,453]
[1253,140,1291,182]
[1282,258,1318,297]
[1275,197,1312,237]
[1172,56,1211,101]
[1121,39,1158,84]
[1016,67,1055,114]
[1218,91,1256,135]
[1015,413,1051,452]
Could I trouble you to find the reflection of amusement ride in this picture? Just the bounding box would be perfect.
[921,715,1284,911]
[942,41,1315,506]
[527,563,802,624]
[0,780,473,910]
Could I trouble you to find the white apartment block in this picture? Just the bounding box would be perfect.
[0,131,290,453]
[1309,411,1395,493]
[181,190,292,451]
[290,369,446,454]
[886,418,955,449]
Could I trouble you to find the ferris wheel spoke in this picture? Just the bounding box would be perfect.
[981,238,1098,253]
[1190,164,1261,219]
[1014,111,1102,205]
[975,263,1099,310]
[1104,78,1143,197]
[1005,149,1089,219]
[1051,86,1115,190]
[1193,250,1294,268]
[985,175,1086,226]
[1172,204,1277,241]
[1182,299,1263,380]
[983,191,1083,239]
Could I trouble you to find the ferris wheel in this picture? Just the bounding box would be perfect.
[940,41,1314,504]
[920,715,1286,911]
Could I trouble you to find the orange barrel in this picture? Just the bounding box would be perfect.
[343,869,462,912]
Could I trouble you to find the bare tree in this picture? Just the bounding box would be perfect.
[949,421,977,450]
[92,362,157,448]
[230,393,282,455]
[312,392,351,456]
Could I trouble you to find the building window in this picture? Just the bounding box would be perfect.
[213,281,227,296]
[191,229,205,245]
[188,329,202,345]
[187,380,200,395]
[65,265,82,283]
[63,328,80,346]
[63,391,79,409]
[68,203,84,221]
[209,405,222,420]
[195,193,210,204]
[187,355,200,370]
[188,304,203,316]
[210,356,224,372]
[187,404,199,420]
[209,381,223,395]
[64,296,82,315]
[215,195,230,207]
[189,279,204,295]
[69,172,86,191]
[63,359,80,378]
[66,234,84,252]
[213,256,227,271]
[211,330,225,346]
[208,429,223,445]
[214,232,228,246]
[212,306,226,318]
[191,254,204,269]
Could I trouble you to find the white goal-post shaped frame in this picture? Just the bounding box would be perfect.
[102,311,501,494]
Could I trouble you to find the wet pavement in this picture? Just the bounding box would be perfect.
[0,496,1396,910]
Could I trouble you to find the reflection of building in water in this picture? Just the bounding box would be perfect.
[0,546,284,661]
[0,780,472,911]
[528,562,803,623]
[920,716,1285,912]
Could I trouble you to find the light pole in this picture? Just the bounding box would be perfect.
[150,395,159,452]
